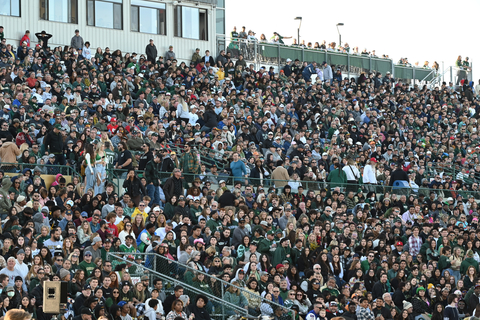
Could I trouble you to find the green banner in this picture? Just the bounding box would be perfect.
[350,55,370,69]
[372,59,392,75]
[394,66,414,79]
[280,46,302,62]
[328,53,348,66]
[260,44,278,59]
[254,43,435,81]
[303,49,325,63]
[415,68,435,81]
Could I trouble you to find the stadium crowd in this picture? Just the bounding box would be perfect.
[0,25,479,320]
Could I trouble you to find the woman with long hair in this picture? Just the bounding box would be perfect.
[243,279,261,316]
[94,141,107,196]
[109,271,119,289]
[430,303,444,320]
[293,290,311,316]
[464,265,477,290]
[412,287,432,320]
[223,281,248,315]
[118,221,136,245]
[132,214,145,239]
[71,269,86,295]
[77,220,92,245]
[123,169,145,207]
[18,296,36,319]
[83,142,96,194]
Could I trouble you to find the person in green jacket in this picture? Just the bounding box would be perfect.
[258,230,276,258]
[326,163,347,189]
[461,250,479,274]
[223,282,248,315]
[272,238,291,267]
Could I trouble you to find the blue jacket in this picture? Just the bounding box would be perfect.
[302,63,315,80]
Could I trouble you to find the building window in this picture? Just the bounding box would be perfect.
[174,6,208,40]
[216,9,224,34]
[40,0,77,23]
[87,0,122,30]
[0,0,21,17]
[131,0,166,35]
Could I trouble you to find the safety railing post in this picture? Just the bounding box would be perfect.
[221,284,225,320]
[347,52,350,79]
[277,43,280,71]
[254,40,258,70]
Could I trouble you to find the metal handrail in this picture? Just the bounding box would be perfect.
[106,252,250,320]
[154,252,288,313]
[1,162,83,181]
[108,252,293,317]
[419,69,437,83]
[104,168,480,199]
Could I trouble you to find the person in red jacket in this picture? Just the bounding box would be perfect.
[15,125,34,147]
[19,30,30,47]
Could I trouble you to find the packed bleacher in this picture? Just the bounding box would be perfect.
[1,25,480,320]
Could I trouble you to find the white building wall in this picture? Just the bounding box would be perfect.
[1,0,217,63]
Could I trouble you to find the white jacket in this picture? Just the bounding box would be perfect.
[343,165,360,181]
[363,164,377,184]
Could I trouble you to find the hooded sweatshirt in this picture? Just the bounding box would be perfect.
[0,178,12,217]
[33,212,49,234]
[143,306,157,320]
[444,304,460,320]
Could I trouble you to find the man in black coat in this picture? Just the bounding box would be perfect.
[218,189,235,208]
[72,285,92,316]
[389,161,410,187]
[372,273,389,300]
[145,39,157,64]
[44,124,65,165]
[163,169,184,203]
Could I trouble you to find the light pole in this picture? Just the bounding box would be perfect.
[294,17,302,45]
[336,23,344,47]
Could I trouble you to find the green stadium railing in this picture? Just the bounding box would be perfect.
[217,36,451,82]
[104,167,479,202]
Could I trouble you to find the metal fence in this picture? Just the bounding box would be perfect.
[105,167,480,202]
[1,162,82,180]
[106,252,294,320]
[216,36,473,85]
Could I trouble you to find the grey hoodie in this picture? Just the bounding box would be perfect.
[33,212,49,234]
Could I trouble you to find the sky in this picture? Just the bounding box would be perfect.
[226,0,478,80]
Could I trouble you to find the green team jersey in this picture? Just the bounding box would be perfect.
[105,149,116,171]
[119,244,136,254]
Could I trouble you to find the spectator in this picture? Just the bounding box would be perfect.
[34,31,52,49]
[146,39,158,64]
[165,45,175,61]
[70,29,84,50]
[19,30,30,47]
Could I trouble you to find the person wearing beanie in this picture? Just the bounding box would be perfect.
[412,287,432,320]
[59,268,71,281]
[11,275,27,308]
[14,249,28,279]
[84,236,103,262]
[403,300,413,313]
